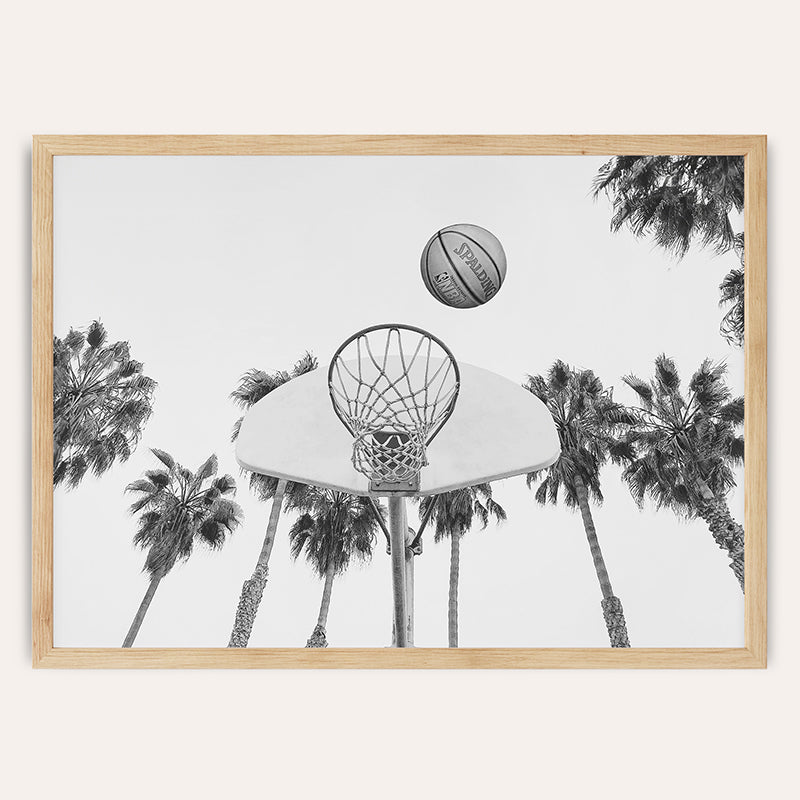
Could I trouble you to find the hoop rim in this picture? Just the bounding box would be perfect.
[326,324,462,487]
[326,323,461,441]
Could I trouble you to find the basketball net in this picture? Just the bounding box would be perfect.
[328,324,460,494]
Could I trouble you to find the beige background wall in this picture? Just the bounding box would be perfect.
[2,1,793,797]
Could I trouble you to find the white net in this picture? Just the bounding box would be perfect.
[328,325,460,489]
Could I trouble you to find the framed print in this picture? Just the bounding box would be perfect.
[32,135,766,668]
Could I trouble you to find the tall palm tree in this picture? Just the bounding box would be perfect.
[286,486,379,647]
[227,353,318,648]
[621,355,745,591]
[524,361,635,647]
[417,484,506,648]
[53,320,156,488]
[123,449,243,647]
[592,156,745,346]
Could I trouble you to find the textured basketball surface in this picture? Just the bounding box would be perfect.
[420,223,507,308]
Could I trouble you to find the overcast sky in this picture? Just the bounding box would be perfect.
[53,154,745,648]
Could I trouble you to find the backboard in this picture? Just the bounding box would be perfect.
[235,356,560,496]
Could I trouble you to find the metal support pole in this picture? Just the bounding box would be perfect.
[388,496,408,647]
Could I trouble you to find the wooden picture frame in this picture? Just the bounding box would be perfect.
[32,135,767,668]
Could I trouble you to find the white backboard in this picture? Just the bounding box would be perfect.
[236,357,559,496]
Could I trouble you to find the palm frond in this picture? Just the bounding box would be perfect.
[150,448,176,471]
[654,354,681,394]
[230,353,317,412]
[689,359,730,411]
[522,374,549,404]
[291,352,319,377]
[63,328,85,353]
[548,360,571,393]
[138,471,167,491]
[126,478,157,494]
[622,374,653,407]
[484,496,507,524]
[472,499,489,529]
[195,454,218,483]
[719,264,744,347]
[86,320,107,349]
[531,477,547,505]
[212,474,237,495]
[729,435,745,464]
[128,493,156,515]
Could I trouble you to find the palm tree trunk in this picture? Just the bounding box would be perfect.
[122,571,163,647]
[574,476,631,648]
[448,532,460,648]
[306,562,335,648]
[696,493,745,592]
[228,479,287,647]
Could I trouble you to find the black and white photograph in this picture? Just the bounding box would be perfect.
[51,150,748,651]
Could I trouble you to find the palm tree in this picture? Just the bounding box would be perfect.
[123,449,243,647]
[524,361,635,647]
[621,355,745,591]
[592,156,744,257]
[227,353,318,648]
[417,484,506,648]
[719,235,745,347]
[592,156,745,346]
[286,486,379,647]
[53,320,156,488]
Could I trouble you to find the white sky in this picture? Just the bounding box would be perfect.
[52,155,745,648]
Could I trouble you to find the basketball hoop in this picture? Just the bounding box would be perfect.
[237,322,558,648]
[327,324,460,495]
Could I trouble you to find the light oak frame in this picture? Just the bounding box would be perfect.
[32,135,767,668]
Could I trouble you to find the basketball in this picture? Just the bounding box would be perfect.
[420,223,507,309]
